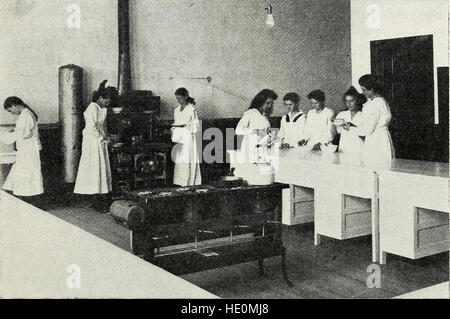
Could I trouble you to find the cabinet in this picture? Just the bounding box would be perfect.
[282,185,314,225]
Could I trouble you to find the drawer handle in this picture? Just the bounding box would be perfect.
[233,224,250,228]
[267,220,281,224]
[152,235,169,240]
[198,230,215,234]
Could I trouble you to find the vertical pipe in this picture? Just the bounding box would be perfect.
[118,0,132,95]
[59,64,83,183]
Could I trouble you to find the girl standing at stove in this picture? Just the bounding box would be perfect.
[74,80,115,212]
[171,87,201,186]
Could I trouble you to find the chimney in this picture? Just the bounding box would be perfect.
[118,0,132,95]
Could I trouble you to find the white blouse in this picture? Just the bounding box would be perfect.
[335,110,364,155]
[278,112,306,146]
[304,107,335,145]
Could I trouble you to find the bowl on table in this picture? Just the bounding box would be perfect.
[321,144,338,154]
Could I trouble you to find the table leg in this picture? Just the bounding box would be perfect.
[281,247,293,287]
[314,232,322,246]
[380,251,387,265]
[371,172,380,263]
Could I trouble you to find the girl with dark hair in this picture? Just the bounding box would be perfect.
[278,92,306,148]
[236,89,278,160]
[171,87,201,186]
[333,86,365,155]
[300,90,336,150]
[353,74,395,167]
[74,80,114,211]
[1,96,43,197]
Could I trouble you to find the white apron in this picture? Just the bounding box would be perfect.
[303,107,335,146]
[74,102,112,194]
[278,112,306,146]
[353,97,395,168]
[235,109,271,162]
[335,110,364,156]
[2,108,43,196]
[172,104,201,186]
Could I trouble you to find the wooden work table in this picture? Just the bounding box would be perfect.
[121,183,292,285]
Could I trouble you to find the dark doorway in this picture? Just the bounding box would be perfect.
[370,35,444,161]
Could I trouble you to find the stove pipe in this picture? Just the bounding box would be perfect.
[118,0,132,95]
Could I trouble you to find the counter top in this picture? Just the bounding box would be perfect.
[395,282,449,299]
[0,190,217,299]
[239,147,449,178]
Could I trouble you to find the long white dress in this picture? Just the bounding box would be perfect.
[235,108,271,162]
[172,104,202,186]
[74,102,112,194]
[335,110,364,156]
[303,107,335,146]
[351,97,395,167]
[278,111,306,146]
[1,108,43,196]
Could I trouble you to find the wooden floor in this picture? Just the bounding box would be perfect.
[43,193,448,299]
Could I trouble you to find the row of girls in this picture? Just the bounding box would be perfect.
[0,82,200,212]
[1,74,394,210]
[236,74,395,166]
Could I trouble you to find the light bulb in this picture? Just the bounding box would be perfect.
[265,5,274,28]
[266,13,275,27]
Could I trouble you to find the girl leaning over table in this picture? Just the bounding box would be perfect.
[299,90,336,150]
[235,89,278,162]
[278,92,306,149]
[333,86,365,156]
[1,96,44,203]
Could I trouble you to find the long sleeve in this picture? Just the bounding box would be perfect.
[335,111,346,134]
[351,104,379,137]
[186,108,199,134]
[278,116,286,141]
[323,109,336,144]
[302,112,312,142]
[235,110,253,136]
[19,111,35,140]
[84,104,103,139]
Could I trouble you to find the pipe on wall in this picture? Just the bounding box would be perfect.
[118,0,132,95]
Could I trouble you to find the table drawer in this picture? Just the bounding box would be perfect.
[417,208,449,230]
[293,201,314,224]
[344,210,371,231]
[293,186,314,202]
[417,224,449,248]
[343,195,370,211]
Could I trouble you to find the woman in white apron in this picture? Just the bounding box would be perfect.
[300,90,336,150]
[278,92,306,149]
[334,86,365,156]
[74,80,115,211]
[1,96,43,198]
[235,89,278,162]
[171,88,201,186]
[353,74,395,167]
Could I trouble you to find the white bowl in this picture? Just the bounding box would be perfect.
[321,144,338,154]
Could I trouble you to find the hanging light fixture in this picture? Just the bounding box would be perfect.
[265,4,275,28]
